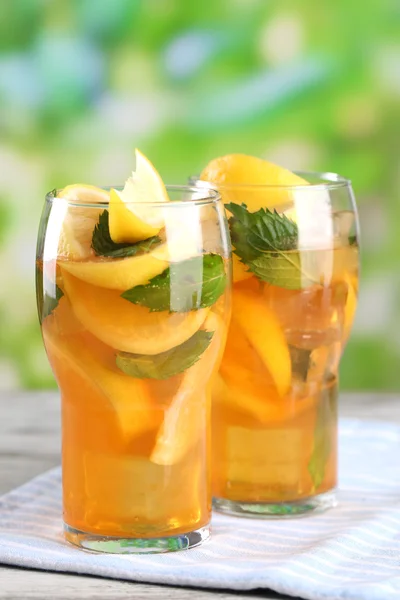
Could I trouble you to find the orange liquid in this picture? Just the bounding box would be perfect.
[39,261,227,539]
[212,244,359,503]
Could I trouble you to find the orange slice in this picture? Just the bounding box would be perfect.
[214,373,282,424]
[151,312,223,466]
[232,289,291,396]
[59,242,170,290]
[218,318,281,422]
[200,153,308,213]
[43,299,155,439]
[62,270,209,355]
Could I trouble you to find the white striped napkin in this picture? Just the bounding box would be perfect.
[1,419,400,600]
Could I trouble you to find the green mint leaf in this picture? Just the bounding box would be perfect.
[308,385,337,489]
[227,202,298,257]
[348,234,357,246]
[91,210,161,258]
[41,284,64,320]
[116,330,214,380]
[121,254,226,312]
[227,203,262,262]
[226,202,320,290]
[248,252,317,290]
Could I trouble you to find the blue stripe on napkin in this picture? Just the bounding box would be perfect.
[1,418,400,600]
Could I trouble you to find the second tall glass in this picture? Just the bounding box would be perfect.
[196,173,359,517]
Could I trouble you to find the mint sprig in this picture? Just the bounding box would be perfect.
[121,254,226,312]
[116,329,214,380]
[91,210,161,258]
[227,202,319,290]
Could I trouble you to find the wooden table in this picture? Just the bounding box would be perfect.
[0,391,394,599]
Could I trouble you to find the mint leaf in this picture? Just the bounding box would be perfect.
[116,329,214,380]
[308,385,337,489]
[227,202,298,258]
[228,203,263,263]
[121,254,226,312]
[249,252,317,289]
[348,234,357,246]
[226,202,319,289]
[91,210,161,258]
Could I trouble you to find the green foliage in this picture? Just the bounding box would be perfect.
[227,202,298,259]
[116,330,213,380]
[2,0,399,389]
[122,254,226,312]
[227,202,314,289]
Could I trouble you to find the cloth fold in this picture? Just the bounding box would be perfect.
[1,419,400,600]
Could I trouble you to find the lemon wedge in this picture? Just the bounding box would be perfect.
[57,184,109,260]
[109,149,169,244]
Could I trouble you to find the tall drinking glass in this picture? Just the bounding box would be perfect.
[36,185,231,551]
[195,173,359,517]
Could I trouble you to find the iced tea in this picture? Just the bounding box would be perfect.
[199,157,359,516]
[36,156,231,551]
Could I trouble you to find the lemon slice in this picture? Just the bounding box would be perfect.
[200,153,308,213]
[215,372,282,423]
[43,317,155,440]
[109,149,169,244]
[57,184,109,260]
[232,289,291,397]
[59,242,170,290]
[150,312,222,466]
[62,270,209,355]
[58,231,204,290]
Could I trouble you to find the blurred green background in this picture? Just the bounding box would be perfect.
[0,0,399,391]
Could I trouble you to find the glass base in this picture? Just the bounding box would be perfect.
[64,523,210,554]
[213,490,337,519]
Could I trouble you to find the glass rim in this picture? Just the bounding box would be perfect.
[46,184,221,208]
[191,171,352,191]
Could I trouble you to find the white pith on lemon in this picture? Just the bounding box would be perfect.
[109,149,170,244]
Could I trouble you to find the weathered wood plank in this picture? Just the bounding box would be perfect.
[0,566,281,600]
